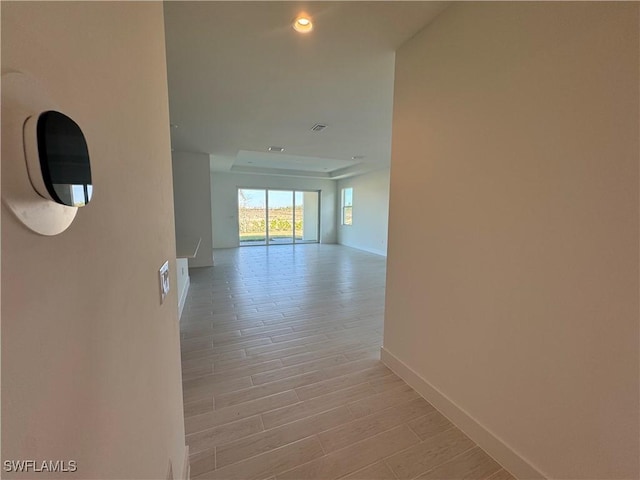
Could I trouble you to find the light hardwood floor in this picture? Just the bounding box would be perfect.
[180,244,515,480]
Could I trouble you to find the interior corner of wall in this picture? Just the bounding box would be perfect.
[380,347,546,480]
[178,445,189,480]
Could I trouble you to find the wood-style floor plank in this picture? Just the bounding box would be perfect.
[195,436,324,480]
[416,446,502,480]
[185,390,299,435]
[487,468,518,480]
[318,397,435,453]
[213,371,326,409]
[341,461,397,480]
[276,425,420,480]
[294,364,393,401]
[186,416,263,455]
[180,245,507,479]
[408,410,455,440]
[261,382,375,429]
[216,406,352,468]
[347,383,421,419]
[385,427,476,479]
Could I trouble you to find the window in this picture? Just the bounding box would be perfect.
[237,188,320,246]
[341,187,353,225]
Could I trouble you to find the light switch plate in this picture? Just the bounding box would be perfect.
[159,261,170,304]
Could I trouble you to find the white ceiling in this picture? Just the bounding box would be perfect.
[164,1,448,179]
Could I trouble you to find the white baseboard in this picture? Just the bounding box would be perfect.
[181,445,190,480]
[380,347,545,480]
[338,242,387,257]
[178,276,190,320]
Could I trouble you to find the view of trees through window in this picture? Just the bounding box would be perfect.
[238,189,319,245]
[342,187,353,225]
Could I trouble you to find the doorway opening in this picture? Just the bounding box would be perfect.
[238,188,320,246]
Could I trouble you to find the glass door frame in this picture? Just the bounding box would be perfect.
[267,189,295,245]
[237,187,321,246]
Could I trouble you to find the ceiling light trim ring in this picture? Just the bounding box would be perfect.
[293,15,313,33]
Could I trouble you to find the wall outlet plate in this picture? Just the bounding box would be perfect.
[159,261,170,304]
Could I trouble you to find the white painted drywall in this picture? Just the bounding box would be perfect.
[337,168,390,256]
[172,151,214,268]
[384,3,639,479]
[302,192,319,242]
[176,257,190,319]
[1,2,187,478]
[210,172,337,248]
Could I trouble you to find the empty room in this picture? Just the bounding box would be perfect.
[2,2,638,480]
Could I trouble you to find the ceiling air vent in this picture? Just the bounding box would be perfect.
[267,146,285,152]
[311,123,327,132]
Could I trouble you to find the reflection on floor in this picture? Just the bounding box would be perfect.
[180,244,515,480]
[239,239,317,247]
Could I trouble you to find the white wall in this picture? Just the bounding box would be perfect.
[337,168,390,256]
[302,192,319,242]
[1,2,187,478]
[176,257,190,319]
[384,3,639,479]
[210,172,337,248]
[173,152,213,268]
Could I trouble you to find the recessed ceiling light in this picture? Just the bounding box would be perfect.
[293,15,313,33]
[268,146,285,152]
[352,155,365,160]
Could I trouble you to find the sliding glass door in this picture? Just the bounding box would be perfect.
[238,189,267,246]
[238,188,319,246]
[268,190,294,244]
